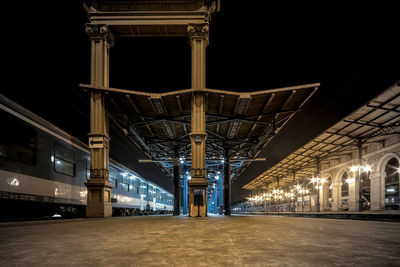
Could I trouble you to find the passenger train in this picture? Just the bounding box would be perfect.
[0,95,173,220]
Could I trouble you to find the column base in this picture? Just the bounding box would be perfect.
[85,179,113,218]
[188,178,208,218]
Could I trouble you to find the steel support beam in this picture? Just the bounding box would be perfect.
[218,163,224,215]
[223,148,231,215]
[173,157,180,216]
[183,165,188,215]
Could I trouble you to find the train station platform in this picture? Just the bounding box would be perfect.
[0,215,399,266]
[234,211,400,221]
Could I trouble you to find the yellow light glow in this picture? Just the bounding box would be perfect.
[363,165,372,172]
[350,166,358,172]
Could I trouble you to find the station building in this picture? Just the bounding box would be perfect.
[239,82,400,213]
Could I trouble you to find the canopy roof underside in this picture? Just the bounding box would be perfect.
[81,83,319,177]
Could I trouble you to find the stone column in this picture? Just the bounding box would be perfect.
[331,173,339,211]
[187,23,209,217]
[223,148,231,215]
[370,174,382,210]
[183,165,188,215]
[316,158,321,212]
[85,24,115,217]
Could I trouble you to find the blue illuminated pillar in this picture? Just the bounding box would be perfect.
[207,190,212,213]
[218,164,223,215]
[183,166,188,215]
[213,185,218,214]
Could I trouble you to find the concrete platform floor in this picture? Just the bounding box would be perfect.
[0,215,399,266]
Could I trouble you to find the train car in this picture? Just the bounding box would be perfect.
[0,94,173,220]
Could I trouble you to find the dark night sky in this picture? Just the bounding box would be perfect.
[3,1,399,198]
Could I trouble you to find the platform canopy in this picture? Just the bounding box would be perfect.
[80,83,319,177]
[243,84,400,191]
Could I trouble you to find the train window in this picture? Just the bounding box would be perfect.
[148,186,153,201]
[54,142,75,176]
[133,180,139,194]
[0,110,37,165]
[86,157,90,180]
[110,177,117,188]
[121,182,129,192]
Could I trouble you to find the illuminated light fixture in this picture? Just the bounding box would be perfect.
[121,172,128,177]
[187,175,192,180]
[398,167,400,174]
[350,166,358,172]
[321,178,326,184]
[130,175,136,180]
[346,178,355,184]
[295,184,301,191]
[310,177,317,183]
[215,175,219,180]
[363,165,372,173]
[51,156,54,162]
[8,177,20,187]
[305,189,310,194]
[386,188,395,192]
[56,160,61,165]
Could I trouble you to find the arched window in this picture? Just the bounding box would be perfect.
[327,176,333,208]
[361,170,370,210]
[341,171,349,197]
[385,158,400,210]
[327,176,333,199]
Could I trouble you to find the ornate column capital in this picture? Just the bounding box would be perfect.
[85,23,115,48]
[187,23,209,46]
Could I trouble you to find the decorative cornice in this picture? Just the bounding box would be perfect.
[190,167,206,178]
[187,23,209,45]
[90,168,109,179]
[85,24,115,48]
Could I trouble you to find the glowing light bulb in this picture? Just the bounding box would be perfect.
[363,165,371,172]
